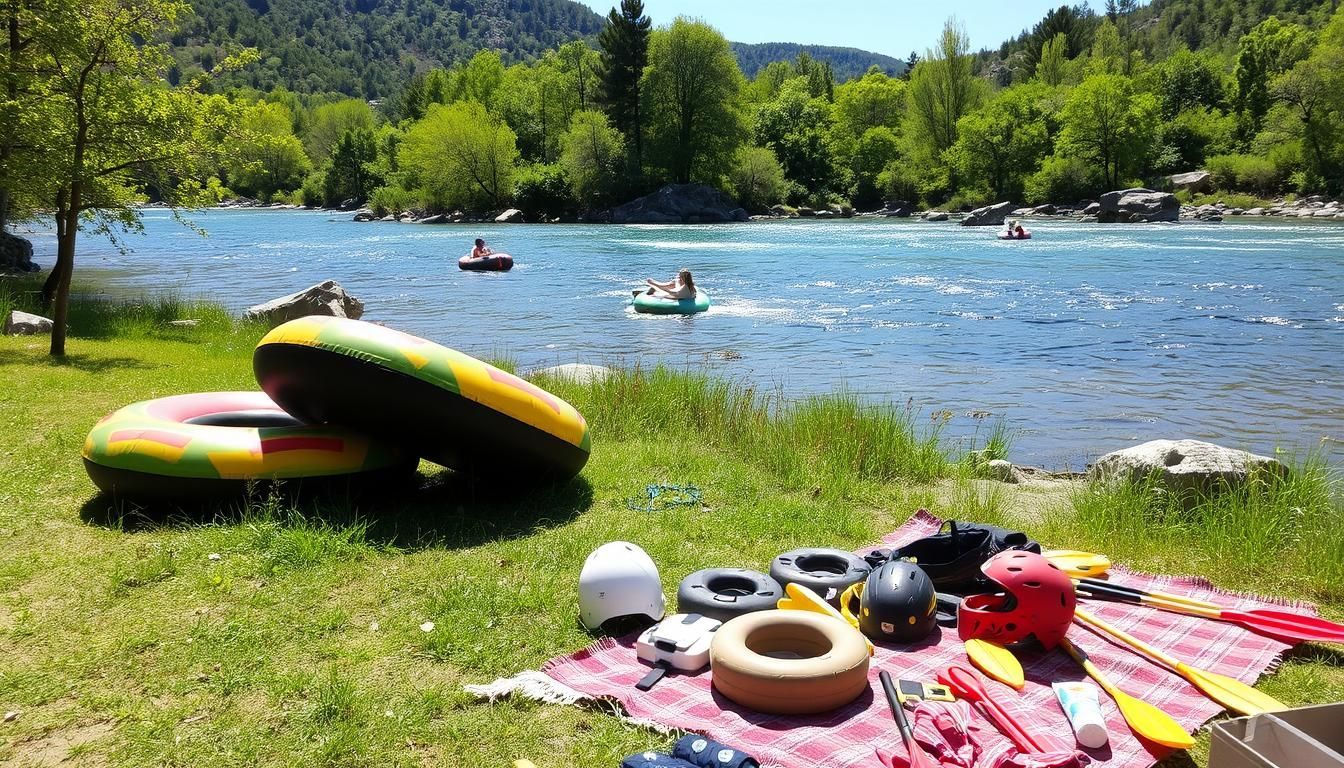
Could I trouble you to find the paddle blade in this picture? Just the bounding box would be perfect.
[1110,690,1196,749]
[1044,550,1112,577]
[965,639,1025,690]
[1177,663,1289,716]
[1237,609,1344,644]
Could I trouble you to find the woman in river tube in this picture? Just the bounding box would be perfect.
[645,269,697,299]
[470,238,492,258]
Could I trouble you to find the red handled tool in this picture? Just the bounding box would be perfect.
[878,670,938,768]
[937,665,1046,754]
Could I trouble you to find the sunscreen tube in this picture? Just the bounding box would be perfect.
[1053,681,1109,749]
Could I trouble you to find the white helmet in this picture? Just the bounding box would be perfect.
[578,542,666,632]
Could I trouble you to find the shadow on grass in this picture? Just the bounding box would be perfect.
[0,348,159,372]
[1283,641,1344,668]
[79,470,594,552]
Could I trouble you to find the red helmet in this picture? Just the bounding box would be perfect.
[957,550,1075,649]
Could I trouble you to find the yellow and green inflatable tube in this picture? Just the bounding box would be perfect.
[82,391,411,499]
[253,316,591,483]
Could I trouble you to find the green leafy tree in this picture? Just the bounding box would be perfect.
[305,98,376,165]
[903,19,983,193]
[848,126,900,209]
[225,101,310,199]
[1056,73,1157,189]
[323,127,380,206]
[31,0,246,356]
[1036,33,1069,86]
[1233,17,1313,138]
[728,145,787,211]
[403,100,519,210]
[556,41,601,114]
[1154,48,1225,120]
[455,50,506,111]
[498,58,567,163]
[1085,19,1128,76]
[832,67,905,140]
[949,86,1052,201]
[1023,5,1093,73]
[792,52,835,101]
[598,0,651,169]
[746,61,793,103]
[0,0,45,229]
[641,17,745,184]
[754,77,837,193]
[560,109,624,207]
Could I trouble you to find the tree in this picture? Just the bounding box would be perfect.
[792,52,834,102]
[1057,73,1157,189]
[1233,17,1313,138]
[1085,19,1126,76]
[556,41,601,114]
[754,77,837,193]
[1036,33,1068,86]
[832,68,905,140]
[1024,5,1094,73]
[948,86,1052,201]
[402,101,519,210]
[560,109,623,207]
[323,127,379,206]
[641,17,744,184]
[848,126,900,209]
[31,0,241,356]
[598,0,651,168]
[728,145,786,211]
[0,0,44,230]
[903,18,982,188]
[225,101,310,199]
[305,98,376,165]
[1155,48,1224,120]
[455,50,506,111]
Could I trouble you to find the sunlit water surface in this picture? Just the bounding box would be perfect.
[22,211,1344,468]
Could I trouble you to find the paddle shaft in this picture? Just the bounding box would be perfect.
[939,666,1045,753]
[1076,578,1344,643]
[1075,608,1287,716]
[879,671,937,768]
[1059,637,1196,750]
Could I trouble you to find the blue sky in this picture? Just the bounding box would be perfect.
[573,1,1106,59]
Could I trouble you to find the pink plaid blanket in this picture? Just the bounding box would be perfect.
[519,511,1308,768]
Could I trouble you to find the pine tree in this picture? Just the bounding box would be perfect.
[598,0,651,171]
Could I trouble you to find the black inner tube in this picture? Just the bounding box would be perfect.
[794,553,849,575]
[706,574,760,597]
[184,410,306,428]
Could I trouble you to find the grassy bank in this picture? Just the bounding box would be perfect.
[0,294,1340,767]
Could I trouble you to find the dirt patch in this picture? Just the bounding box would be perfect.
[6,721,113,767]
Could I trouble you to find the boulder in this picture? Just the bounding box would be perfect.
[352,208,376,222]
[879,200,914,217]
[243,280,364,327]
[1097,188,1179,223]
[609,184,748,224]
[1245,207,1266,216]
[0,232,39,273]
[415,214,448,225]
[4,310,52,335]
[985,459,1024,484]
[1031,203,1058,216]
[379,214,396,222]
[1169,171,1212,193]
[797,207,816,217]
[167,319,199,328]
[923,211,949,222]
[769,204,796,218]
[815,209,835,218]
[495,208,525,223]
[528,363,615,385]
[960,201,1016,226]
[1082,202,1101,215]
[1090,439,1288,501]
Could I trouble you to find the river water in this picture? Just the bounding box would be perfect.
[20,210,1344,468]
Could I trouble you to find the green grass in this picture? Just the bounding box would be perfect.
[0,296,1339,767]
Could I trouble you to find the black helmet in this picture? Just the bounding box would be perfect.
[841,560,937,643]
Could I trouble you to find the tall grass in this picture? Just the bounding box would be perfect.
[1036,455,1343,602]
[537,365,948,496]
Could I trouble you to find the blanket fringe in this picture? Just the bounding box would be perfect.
[463,671,676,735]
[464,670,589,706]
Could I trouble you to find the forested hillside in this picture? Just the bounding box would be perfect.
[732,43,907,80]
[170,0,606,97]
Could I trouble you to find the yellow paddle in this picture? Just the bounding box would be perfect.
[964,638,1025,689]
[1059,637,1195,749]
[1043,550,1112,577]
[1074,608,1287,716]
[777,582,874,655]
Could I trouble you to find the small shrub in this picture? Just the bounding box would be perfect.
[1025,155,1099,204]
[1206,154,1283,196]
[368,185,418,216]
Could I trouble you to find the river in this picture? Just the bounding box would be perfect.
[19,210,1344,468]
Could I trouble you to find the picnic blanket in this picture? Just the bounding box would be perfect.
[468,510,1310,768]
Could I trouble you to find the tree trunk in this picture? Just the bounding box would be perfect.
[49,184,79,357]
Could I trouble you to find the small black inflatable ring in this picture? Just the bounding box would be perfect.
[770,548,871,607]
[677,568,783,622]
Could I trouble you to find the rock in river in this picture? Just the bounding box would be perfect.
[1098,188,1179,223]
[243,280,364,327]
[609,184,748,224]
[960,201,1015,226]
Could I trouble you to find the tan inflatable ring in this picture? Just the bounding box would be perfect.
[710,610,870,715]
